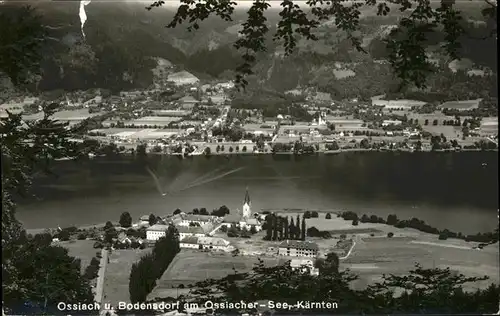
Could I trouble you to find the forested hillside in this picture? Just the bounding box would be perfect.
[3,0,496,95]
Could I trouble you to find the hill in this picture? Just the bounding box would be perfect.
[2,0,496,95]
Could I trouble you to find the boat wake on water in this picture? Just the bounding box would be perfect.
[145,165,247,196]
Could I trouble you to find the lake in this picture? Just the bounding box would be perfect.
[16,152,498,234]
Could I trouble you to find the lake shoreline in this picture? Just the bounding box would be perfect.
[23,152,498,234]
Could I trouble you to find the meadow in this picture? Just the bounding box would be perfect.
[148,251,282,300]
[343,236,499,292]
[60,239,99,274]
[102,248,151,304]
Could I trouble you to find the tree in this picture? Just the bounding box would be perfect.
[104,228,118,244]
[250,225,257,234]
[352,219,359,226]
[387,232,394,238]
[326,213,332,219]
[199,208,208,215]
[265,215,273,240]
[129,225,180,303]
[288,218,295,240]
[278,218,284,240]
[433,119,438,126]
[311,211,319,218]
[0,7,129,313]
[4,239,94,314]
[173,209,182,215]
[119,212,133,228]
[387,214,398,226]
[0,6,47,86]
[146,0,495,91]
[242,146,247,152]
[439,231,449,240]
[149,213,158,226]
[272,215,279,241]
[301,217,306,241]
[136,143,147,158]
[296,214,301,240]
[283,217,289,239]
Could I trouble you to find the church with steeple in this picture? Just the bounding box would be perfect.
[242,187,251,220]
[221,187,262,232]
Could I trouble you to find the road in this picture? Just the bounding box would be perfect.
[94,248,109,304]
[340,235,361,260]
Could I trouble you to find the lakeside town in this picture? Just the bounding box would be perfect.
[2,0,499,315]
[1,65,498,157]
[33,185,499,315]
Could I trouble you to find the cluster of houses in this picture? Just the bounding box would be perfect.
[142,190,321,272]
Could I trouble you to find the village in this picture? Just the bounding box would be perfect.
[1,61,498,157]
[42,186,499,315]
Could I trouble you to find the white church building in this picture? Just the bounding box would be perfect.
[222,188,262,232]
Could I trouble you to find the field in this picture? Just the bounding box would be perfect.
[23,108,100,121]
[421,125,462,139]
[149,251,282,300]
[343,236,499,292]
[60,240,99,274]
[438,99,481,110]
[102,248,151,304]
[91,128,180,140]
[125,116,182,127]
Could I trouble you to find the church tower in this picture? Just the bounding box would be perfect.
[242,187,251,220]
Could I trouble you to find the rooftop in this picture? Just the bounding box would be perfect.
[178,214,218,222]
[223,214,242,223]
[180,236,199,244]
[279,240,319,251]
[198,236,230,247]
[176,226,206,234]
[147,224,170,232]
[290,259,315,268]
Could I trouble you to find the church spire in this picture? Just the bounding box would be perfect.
[244,187,251,205]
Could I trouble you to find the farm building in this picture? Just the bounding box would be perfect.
[139,215,150,225]
[198,236,233,251]
[170,214,219,227]
[179,236,233,252]
[176,226,208,240]
[146,224,170,241]
[278,240,319,258]
[480,117,498,136]
[178,95,200,110]
[382,120,403,126]
[179,236,200,249]
[243,124,275,136]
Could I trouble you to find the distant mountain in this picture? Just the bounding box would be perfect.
[4,0,495,93]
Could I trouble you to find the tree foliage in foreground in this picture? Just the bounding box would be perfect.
[0,5,46,86]
[147,0,497,90]
[129,225,180,303]
[2,232,94,315]
[171,260,499,314]
[1,104,96,314]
